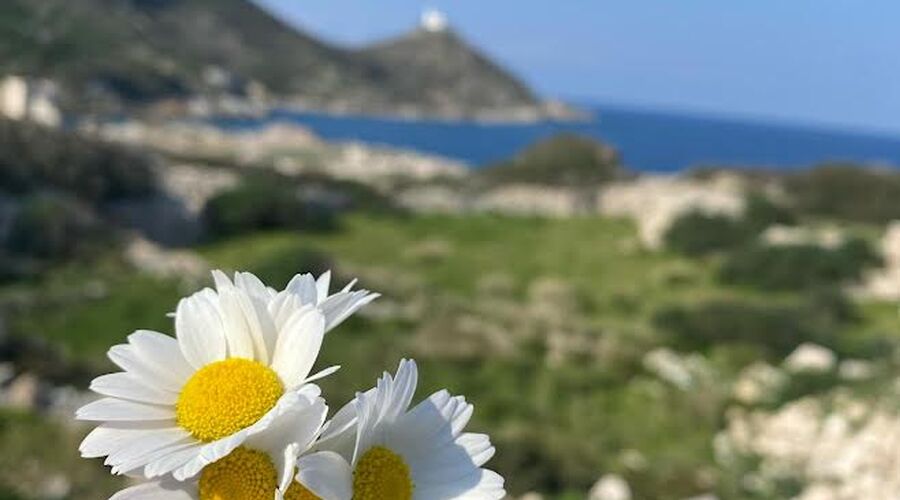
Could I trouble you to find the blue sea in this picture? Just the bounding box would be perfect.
[215,105,900,172]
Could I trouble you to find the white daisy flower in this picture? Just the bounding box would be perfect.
[296,359,506,500]
[76,270,377,481]
[109,386,327,500]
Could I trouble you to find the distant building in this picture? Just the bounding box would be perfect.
[0,75,62,127]
[421,8,448,32]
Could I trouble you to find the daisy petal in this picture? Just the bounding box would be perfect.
[271,307,325,389]
[110,479,196,500]
[315,270,332,303]
[90,373,177,405]
[76,398,174,421]
[175,290,227,369]
[296,451,353,500]
[319,290,379,332]
[286,273,319,304]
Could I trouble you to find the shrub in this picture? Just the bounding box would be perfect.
[742,194,796,233]
[478,133,623,187]
[0,119,158,204]
[5,193,111,260]
[664,195,796,256]
[203,177,336,238]
[653,297,850,357]
[664,212,753,256]
[719,238,881,291]
[785,164,900,223]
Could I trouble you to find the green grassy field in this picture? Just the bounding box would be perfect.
[2,213,897,498]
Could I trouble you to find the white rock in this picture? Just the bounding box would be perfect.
[732,362,787,405]
[784,343,836,373]
[2,373,41,409]
[838,359,875,381]
[598,174,746,249]
[855,220,900,300]
[642,347,710,390]
[589,474,632,500]
[475,184,588,218]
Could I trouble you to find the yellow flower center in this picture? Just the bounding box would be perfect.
[199,447,275,500]
[353,446,414,500]
[198,446,320,500]
[176,358,283,442]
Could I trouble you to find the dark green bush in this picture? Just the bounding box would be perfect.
[664,195,796,256]
[203,178,336,238]
[719,238,881,291]
[0,119,158,204]
[664,212,753,256]
[742,194,796,233]
[478,133,623,187]
[785,164,900,223]
[654,297,849,357]
[5,193,111,260]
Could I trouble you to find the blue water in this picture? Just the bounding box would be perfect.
[215,105,900,172]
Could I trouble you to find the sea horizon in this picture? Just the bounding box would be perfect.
[215,102,900,172]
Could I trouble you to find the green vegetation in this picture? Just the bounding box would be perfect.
[6,193,110,261]
[785,164,900,223]
[654,296,847,357]
[665,195,795,256]
[6,211,894,498]
[720,238,881,291]
[203,177,337,238]
[0,410,123,499]
[478,134,622,187]
[0,119,157,204]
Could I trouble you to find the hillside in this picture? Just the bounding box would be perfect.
[0,0,564,119]
[358,28,539,119]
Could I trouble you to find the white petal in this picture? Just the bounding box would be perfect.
[234,271,275,302]
[303,365,341,385]
[384,359,418,421]
[127,330,194,388]
[110,480,197,500]
[216,286,257,360]
[107,333,191,394]
[105,427,192,470]
[112,437,195,478]
[175,290,227,368]
[90,373,178,405]
[285,273,319,305]
[211,269,233,289]
[278,443,300,492]
[319,290,379,332]
[315,271,332,303]
[80,421,179,458]
[171,431,246,481]
[271,307,325,389]
[245,390,327,461]
[232,283,278,364]
[76,398,174,421]
[143,443,206,478]
[454,433,495,467]
[296,451,353,500]
[268,291,305,331]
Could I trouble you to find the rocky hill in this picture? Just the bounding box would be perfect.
[0,0,573,120]
[357,28,541,120]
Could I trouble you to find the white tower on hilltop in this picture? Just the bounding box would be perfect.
[421,7,448,32]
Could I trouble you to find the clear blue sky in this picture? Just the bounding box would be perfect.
[254,0,900,135]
